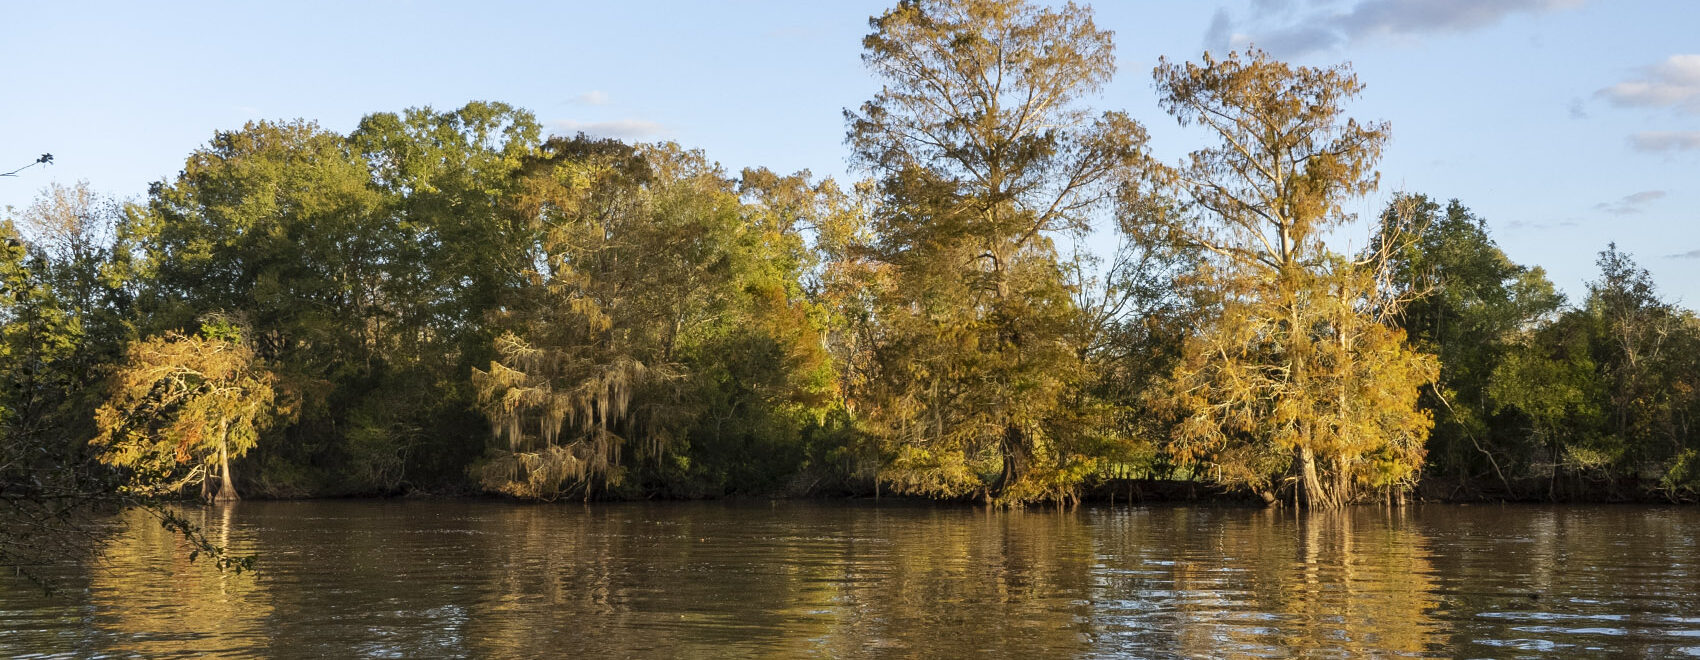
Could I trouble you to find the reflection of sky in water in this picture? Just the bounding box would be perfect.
[0,501,1697,657]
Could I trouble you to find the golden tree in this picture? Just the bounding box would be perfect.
[92,320,279,501]
[847,0,1148,504]
[1154,50,1436,507]
[1170,258,1437,507]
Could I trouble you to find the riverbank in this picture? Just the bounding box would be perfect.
[216,475,1698,508]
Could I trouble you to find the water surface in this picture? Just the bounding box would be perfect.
[3,501,1698,657]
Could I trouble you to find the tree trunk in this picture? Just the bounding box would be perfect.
[215,436,240,501]
[1300,446,1334,509]
[1333,462,1350,506]
[997,423,1026,501]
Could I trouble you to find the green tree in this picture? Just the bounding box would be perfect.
[670,168,845,496]
[473,136,847,500]
[0,219,85,493]
[12,182,128,330]
[1586,244,1679,460]
[343,101,543,491]
[127,119,384,494]
[846,0,1148,504]
[1,184,133,502]
[1375,195,1563,492]
[1486,315,1600,495]
[1651,313,1700,498]
[1506,245,1700,498]
[128,103,542,494]
[1373,198,1557,493]
[1,187,252,582]
[349,101,543,364]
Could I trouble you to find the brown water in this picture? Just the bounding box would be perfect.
[2,501,1698,658]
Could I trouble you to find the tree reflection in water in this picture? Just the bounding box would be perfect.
[4,501,1699,657]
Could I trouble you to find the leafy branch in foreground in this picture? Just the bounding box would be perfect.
[1,153,53,178]
[144,500,255,574]
[1,493,253,593]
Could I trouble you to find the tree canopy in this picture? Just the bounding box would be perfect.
[91,319,281,500]
[3,0,1697,530]
[846,0,1148,504]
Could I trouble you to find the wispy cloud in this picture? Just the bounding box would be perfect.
[1506,218,1580,230]
[1629,130,1700,152]
[1665,248,1700,260]
[1204,0,1584,58]
[548,118,666,140]
[1204,9,1238,53]
[1567,98,1589,119]
[1596,54,1700,114]
[568,90,611,106]
[1594,190,1667,215]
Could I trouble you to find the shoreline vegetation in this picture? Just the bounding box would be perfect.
[4,0,1699,573]
[287,475,1691,507]
[195,477,1692,508]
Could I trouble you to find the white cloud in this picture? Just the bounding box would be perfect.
[548,118,666,140]
[1666,248,1700,260]
[569,90,611,106]
[1205,0,1584,57]
[1628,130,1700,152]
[1594,190,1666,215]
[1597,54,1700,114]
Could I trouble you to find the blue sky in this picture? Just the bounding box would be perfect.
[3,1,1695,304]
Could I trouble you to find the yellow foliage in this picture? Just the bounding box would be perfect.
[91,325,279,497]
[1167,260,1437,505]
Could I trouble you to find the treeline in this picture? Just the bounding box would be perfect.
[2,0,1697,510]
[1388,200,1700,501]
[4,117,857,503]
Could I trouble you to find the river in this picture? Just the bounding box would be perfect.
[2,501,1697,657]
